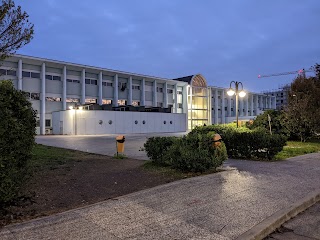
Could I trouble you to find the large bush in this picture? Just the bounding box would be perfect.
[190,124,287,160]
[0,81,36,204]
[144,132,228,173]
[247,109,289,137]
[143,136,177,165]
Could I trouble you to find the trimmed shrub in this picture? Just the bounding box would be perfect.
[144,132,228,173]
[191,124,287,160]
[144,136,177,165]
[0,81,36,204]
[165,132,228,172]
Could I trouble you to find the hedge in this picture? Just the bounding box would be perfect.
[190,125,287,160]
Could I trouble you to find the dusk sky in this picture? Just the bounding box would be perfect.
[17,0,320,92]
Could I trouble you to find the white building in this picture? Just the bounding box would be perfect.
[0,55,276,135]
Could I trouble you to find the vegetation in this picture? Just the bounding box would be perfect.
[190,124,287,160]
[247,109,289,137]
[275,139,320,160]
[0,81,36,204]
[284,73,320,141]
[0,0,34,60]
[144,132,228,173]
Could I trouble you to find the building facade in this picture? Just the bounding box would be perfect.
[0,55,276,135]
[262,85,290,110]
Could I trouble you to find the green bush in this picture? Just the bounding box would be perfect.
[0,81,36,204]
[144,132,228,173]
[168,133,228,172]
[144,136,177,165]
[191,124,287,160]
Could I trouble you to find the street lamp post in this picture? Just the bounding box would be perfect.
[227,81,246,128]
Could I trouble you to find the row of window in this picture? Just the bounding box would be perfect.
[0,69,16,76]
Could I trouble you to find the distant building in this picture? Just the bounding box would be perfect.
[263,84,290,110]
[0,54,276,135]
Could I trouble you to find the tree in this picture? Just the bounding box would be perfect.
[0,0,34,60]
[284,74,320,141]
[0,80,36,204]
[247,109,289,136]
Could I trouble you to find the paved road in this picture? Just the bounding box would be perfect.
[266,202,320,240]
[1,153,320,239]
[36,132,187,160]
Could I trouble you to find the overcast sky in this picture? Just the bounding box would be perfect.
[16,0,320,92]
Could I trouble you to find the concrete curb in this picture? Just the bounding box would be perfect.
[236,188,320,240]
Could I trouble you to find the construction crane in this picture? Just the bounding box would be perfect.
[258,68,313,78]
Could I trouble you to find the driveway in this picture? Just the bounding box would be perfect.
[36,132,187,160]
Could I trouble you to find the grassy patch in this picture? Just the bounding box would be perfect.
[143,161,219,179]
[30,144,87,171]
[275,140,320,160]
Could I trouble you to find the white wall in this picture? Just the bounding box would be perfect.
[52,110,187,135]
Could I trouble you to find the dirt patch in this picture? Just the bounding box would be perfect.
[0,154,179,227]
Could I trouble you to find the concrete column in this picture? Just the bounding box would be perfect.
[174,84,178,113]
[259,96,263,109]
[113,74,118,106]
[250,94,254,116]
[18,59,22,90]
[98,72,103,105]
[214,89,218,124]
[239,98,243,117]
[164,82,168,108]
[227,95,232,117]
[255,95,259,114]
[208,88,212,125]
[153,80,157,107]
[273,96,276,109]
[183,85,188,114]
[128,76,132,105]
[141,78,145,106]
[81,69,85,104]
[221,90,225,123]
[40,63,46,135]
[268,97,272,109]
[245,95,249,116]
[62,66,67,110]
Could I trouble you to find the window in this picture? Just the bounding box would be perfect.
[46,97,61,102]
[45,119,51,127]
[91,80,97,85]
[86,79,97,85]
[0,69,6,75]
[46,75,53,80]
[85,98,97,104]
[177,90,183,95]
[157,87,163,93]
[102,81,113,86]
[178,103,183,108]
[6,70,16,76]
[118,99,127,106]
[168,104,173,109]
[157,102,163,107]
[132,101,140,106]
[53,76,61,81]
[132,85,140,90]
[66,98,80,103]
[23,92,30,99]
[225,107,227,111]
[22,71,30,77]
[31,72,40,78]
[167,89,173,94]
[67,79,80,83]
[31,93,40,100]
[102,99,112,104]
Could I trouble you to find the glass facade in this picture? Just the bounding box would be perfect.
[187,75,209,129]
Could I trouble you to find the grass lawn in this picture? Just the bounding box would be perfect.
[275,140,320,160]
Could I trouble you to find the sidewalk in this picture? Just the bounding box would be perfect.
[1,153,320,240]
